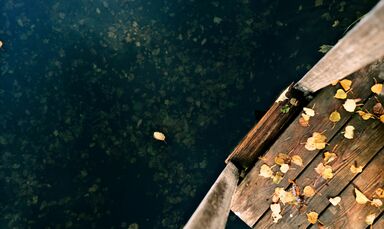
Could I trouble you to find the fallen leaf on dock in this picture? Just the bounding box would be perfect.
[259,164,273,178]
[343,99,356,112]
[305,132,327,151]
[272,172,283,184]
[329,111,341,123]
[365,213,376,225]
[350,164,363,174]
[303,186,315,197]
[371,83,383,95]
[323,152,337,164]
[329,196,341,206]
[291,155,303,166]
[344,125,355,139]
[280,164,289,173]
[334,89,347,99]
[375,188,384,198]
[380,115,384,123]
[373,102,384,115]
[303,107,315,117]
[315,163,333,179]
[355,188,370,204]
[356,110,373,120]
[306,211,318,224]
[270,203,282,223]
[371,198,382,207]
[153,131,166,141]
[275,153,290,165]
[340,79,352,91]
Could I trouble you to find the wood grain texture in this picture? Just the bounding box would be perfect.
[184,162,239,229]
[255,97,384,229]
[372,213,384,228]
[230,61,384,227]
[296,0,384,92]
[309,150,384,229]
[225,85,305,169]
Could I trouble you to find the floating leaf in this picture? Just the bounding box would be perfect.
[355,188,370,204]
[153,131,166,142]
[315,163,334,179]
[350,164,363,174]
[280,164,289,173]
[291,155,303,166]
[303,107,315,117]
[270,203,282,223]
[334,89,347,99]
[343,99,356,112]
[375,188,384,198]
[323,152,337,164]
[371,199,383,207]
[365,213,376,225]
[259,164,273,178]
[344,125,355,139]
[305,132,327,151]
[307,211,318,224]
[329,196,341,206]
[340,79,352,91]
[329,111,341,123]
[303,186,315,197]
[356,110,374,120]
[371,83,383,95]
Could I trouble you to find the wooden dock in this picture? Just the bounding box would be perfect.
[230,60,384,228]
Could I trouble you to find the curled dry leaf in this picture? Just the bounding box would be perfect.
[373,102,384,115]
[291,155,303,166]
[371,83,383,95]
[350,164,363,174]
[375,188,384,198]
[365,213,376,225]
[371,198,383,207]
[344,125,355,139]
[334,89,347,99]
[355,188,370,204]
[356,111,373,120]
[340,79,352,91]
[307,211,319,224]
[280,164,289,173]
[329,111,341,123]
[153,131,166,141]
[305,132,327,151]
[315,163,334,179]
[259,164,273,178]
[303,186,315,197]
[329,196,341,206]
[323,152,337,164]
[303,107,315,117]
[343,99,356,112]
[270,203,282,223]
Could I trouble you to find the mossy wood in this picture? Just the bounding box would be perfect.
[229,60,384,228]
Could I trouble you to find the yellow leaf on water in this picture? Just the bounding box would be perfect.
[280,164,289,173]
[350,164,363,174]
[153,131,166,141]
[315,163,333,179]
[371,83,383,95]
[365,213,376,225]
[371,198,383,207]
[334,89,347,99]
[329,196,341,206]
[340,79,352,91]
[323,152,337,164]
[343,99,356,112]
[329,111,341,123]
[355,188,370,204]
[307,211,318,224]
[303,186,315,197]
[356,110,374,120]
[291,155,303,166]
[259,164,273,178]
[344,125,355,139]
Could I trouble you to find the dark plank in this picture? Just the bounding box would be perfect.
[230,61,383,227]
[311,149,384,229]
[372,213,384,229]
[255,97,384,228]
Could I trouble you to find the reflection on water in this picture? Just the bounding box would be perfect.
[0,0,377,228]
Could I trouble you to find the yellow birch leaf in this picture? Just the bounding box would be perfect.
[371,199,383,207]
[291,155,303,166]
[153,131,166,141]
[275,153,289,165]
[280,164,289,173]
[303,107,315,117]
[343,99,356,112]
[303,186,315,197]
[305,132,327,151]
[302,113,311,121]
[375,188,384,198]
[315,163,333,179]
[323,152,337,164]
[272,172,283,184]
[307,212,318,224]
[259,164,273,178]
[334,89,347,99]
[380,115,384,123]
[329,111,341,122]
[350,164,363,174]
[356,111,373,120]
[371,83,383,95]
[344,125,355,139]
[329,196,341,206]
[355,188,370,204]
[365,213,376,225]
[331,80,339,86]
[340,79,352,91]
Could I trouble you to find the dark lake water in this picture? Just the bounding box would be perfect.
[0,0,378,228]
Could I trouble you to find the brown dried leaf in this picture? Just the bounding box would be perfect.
[373,102,384,115]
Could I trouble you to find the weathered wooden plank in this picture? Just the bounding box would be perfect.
[184,162,239,229]
[230,61,382,227]
[225,85,306,169]
[372,213,384,228]
[296,0,384,92]
[309,149,384,229]
[255,97,384,228]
